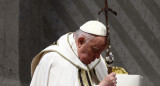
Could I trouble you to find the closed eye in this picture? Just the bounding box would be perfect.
[92,47,100,52]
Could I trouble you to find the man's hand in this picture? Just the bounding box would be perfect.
[99,72,117,86]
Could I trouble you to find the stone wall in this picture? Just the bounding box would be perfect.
[0,0,20,85]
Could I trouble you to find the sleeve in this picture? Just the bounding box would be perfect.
[30,52,57,86]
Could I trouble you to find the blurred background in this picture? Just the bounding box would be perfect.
[0,0,160,86]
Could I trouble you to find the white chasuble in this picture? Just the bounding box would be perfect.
[30,33,108,86]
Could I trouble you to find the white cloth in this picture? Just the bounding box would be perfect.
[30,33,108,86]
[116,74,143,86]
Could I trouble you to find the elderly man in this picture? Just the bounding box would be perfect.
[30,20,117,86]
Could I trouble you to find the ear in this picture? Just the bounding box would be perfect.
[77,36,85,48]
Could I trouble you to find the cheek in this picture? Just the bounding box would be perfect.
[78,45,88,56]
[77,45,94,63]
[79,51,88,59]
[81,49,92,58]
[79,51,95,62]
[78,53,87,63]
[78,49,89,61]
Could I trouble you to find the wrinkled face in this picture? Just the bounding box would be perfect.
[77,36,107,64]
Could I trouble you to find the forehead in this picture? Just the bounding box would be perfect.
[90,36,107,47]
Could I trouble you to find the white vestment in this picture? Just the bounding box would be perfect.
[30,33,108,86]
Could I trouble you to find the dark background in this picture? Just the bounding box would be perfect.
[0,0,160,86]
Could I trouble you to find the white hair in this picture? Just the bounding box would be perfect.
[74,30,95,43]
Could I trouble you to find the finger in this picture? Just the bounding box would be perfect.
[112,78,117,84]
[108,74,116,81]
[113,79,117,84]
[113,77,117,81]
[113,83,116,86]
[113,80,117,86]
[115,77,117,80]
[112,77,117,84]
[109,77,113,81]
[110,72,116,77]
